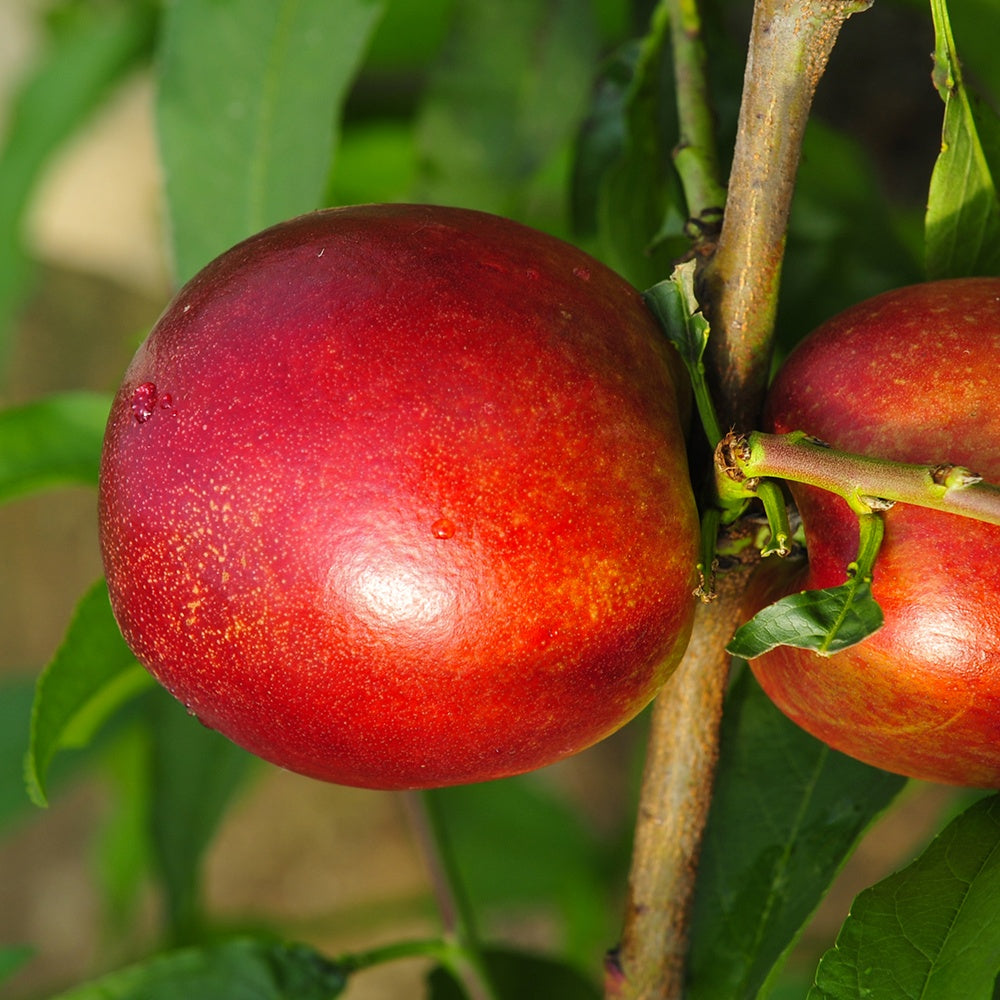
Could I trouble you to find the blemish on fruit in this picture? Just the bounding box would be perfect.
[431,517,456,539]
[573,266,591,281]
[131,382,158,422]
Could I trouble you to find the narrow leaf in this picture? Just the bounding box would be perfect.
[686,668,905,1000]
[0,1,157,366]
[810,793,1000,1000]
[50,937,348,1000]
[157,0,384,283]
[925,0,1000,278]
[726,579,884,659]
[0,391,110,503]
[25,579,145,807]
[148,691,256,944]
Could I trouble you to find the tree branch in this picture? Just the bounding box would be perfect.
[608,3,871,998]
[701,0,873,432]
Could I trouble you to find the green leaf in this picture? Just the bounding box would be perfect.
[414,0,598,227]
[432,775,624,971]
[0,944,33,986]
[0,0,157,367]
[581,4,687,287]
[148,691,256,944]
[157,0,384,284]
[427,946,600,1000]
[95,721,155,931]
[726,578,884,659]
[643,261,720,446]
[50,937,348,1000]
[810,793,1000,1000]
[0,391,111,503]
[25,579,149,808]
[686,668,906,1000]
[925,0,1000,278]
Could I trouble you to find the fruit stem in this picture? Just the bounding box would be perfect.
[699,0,872,431]
[724,429,1000,527]
[402,791,499,1000]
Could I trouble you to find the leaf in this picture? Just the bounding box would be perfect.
[686,668,906,1000]
[925,0,1000,278]
[0,944,33,986]
[0,391,111,503]
[810,793,1000,1000]
[50,937,348,1000]
[0,0,157,367]
[642,262,710,374]
[157,0,384,284]
[148,690,256,944]
[25,579,149,807]
[432,774,623,968]
[426,946,600,1000]
[414,0,598,227]
[727,579,884,660]
[580,4,688,287]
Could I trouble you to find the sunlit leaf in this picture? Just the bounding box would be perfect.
[925,0,1000,278]
[25,579,147,807]
[810,793,1000,1000]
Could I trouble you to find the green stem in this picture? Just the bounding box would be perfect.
[757,480,792,556]
[667,0,726,227]
[724,430,1000,527]
[402,791,498,1000]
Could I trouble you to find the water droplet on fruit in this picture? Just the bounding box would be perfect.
[431,517,456,539]
[160,392,173,410]
[131,382,158,422]
[573,266,591,281]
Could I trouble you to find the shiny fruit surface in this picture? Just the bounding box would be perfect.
[750,277,1000,786]
[99,204,699,790]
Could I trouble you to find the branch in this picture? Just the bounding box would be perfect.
[720,430,1000,526]
[609,3,871,999]
[700,0,873,431]
[606,567,752,1000]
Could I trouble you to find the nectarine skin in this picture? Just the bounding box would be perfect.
[99,204,699,790]
[750,277,1000,786]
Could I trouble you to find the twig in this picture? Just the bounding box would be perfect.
[701,0,873,431]
[722,430,1000,526]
